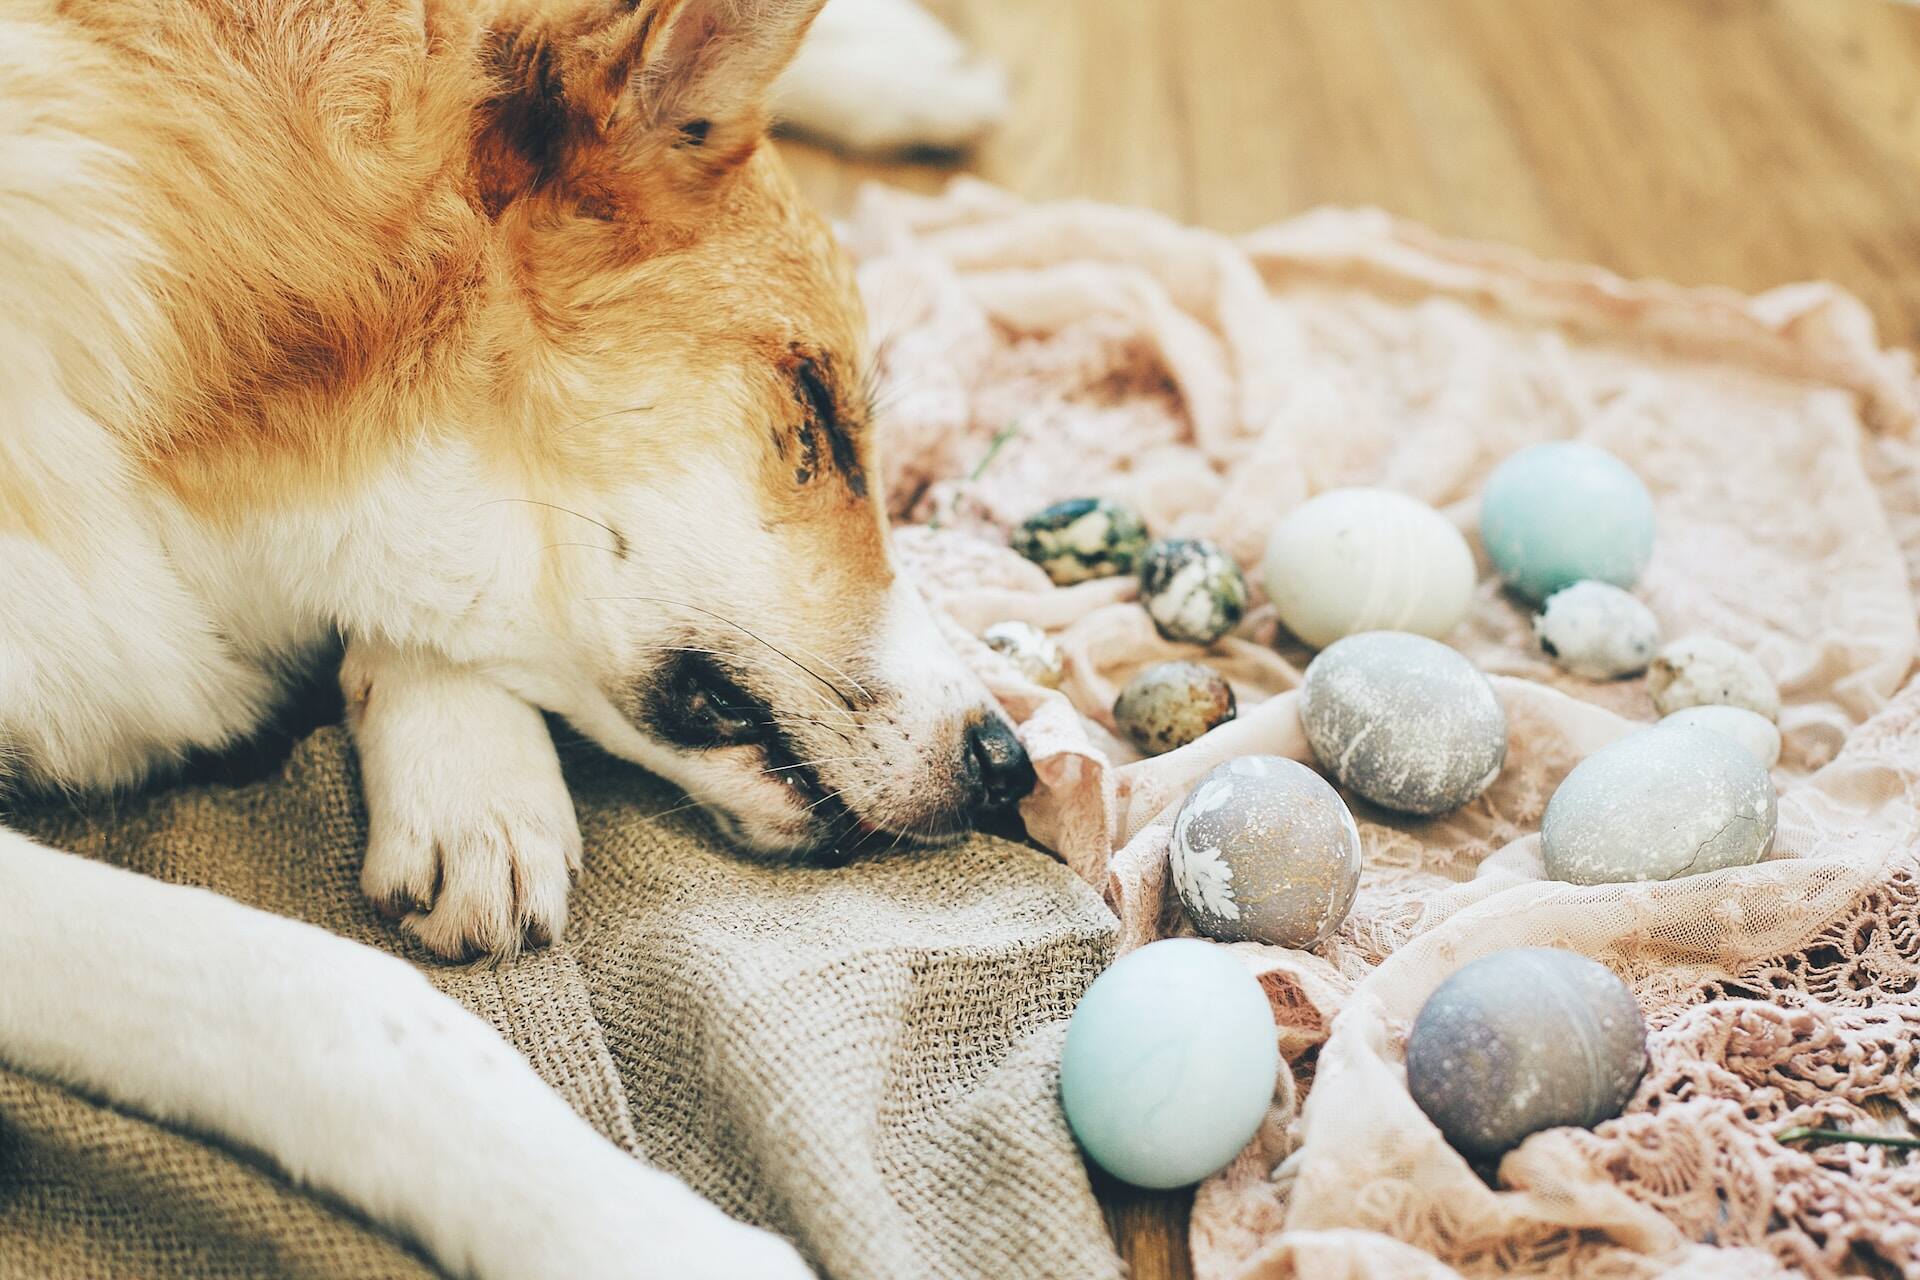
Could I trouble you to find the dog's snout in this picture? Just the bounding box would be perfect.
[962,716,1035,811]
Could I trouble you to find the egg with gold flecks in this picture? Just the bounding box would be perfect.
[1170,756,1362,949]
[1011,497,1151,585]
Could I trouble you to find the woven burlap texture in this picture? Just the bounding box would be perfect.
[2,731,1123,1280]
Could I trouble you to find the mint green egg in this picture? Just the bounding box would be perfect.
[1059,938,1279,1189]
[1481,443,1655,603]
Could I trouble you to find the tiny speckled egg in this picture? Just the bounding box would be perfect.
[1114,661,1237,755]
[1407,947,1647,1160]
[981,620,1066,689]
[1480,443,1656,603]
[1660,705,1782,769]
[1647,635,1781,721]
[1139,537,1249,645]
[1532,581,1661,680]
[1542,725,1777,885]
[1060,938,1280,1188]
[1300,632,1508,815]
[1262,488,1476,649]
[1170,756,1362,948]
[1011,497,1151,585]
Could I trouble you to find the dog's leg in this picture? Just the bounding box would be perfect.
[0,828,811,1278]
[342,639,581,959]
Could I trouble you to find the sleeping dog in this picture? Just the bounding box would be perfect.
[0,0,1025,1273]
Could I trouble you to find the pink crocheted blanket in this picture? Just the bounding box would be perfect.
[844,178,1920,1279]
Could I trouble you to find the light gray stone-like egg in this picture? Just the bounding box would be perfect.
[1114,661,1237,756]
[1532,581,1660,680]
[1542,725,1777,885]
[1170,756,1362,948]
[1138,537,1249,645]
[1646,635,1780,721]
[981,620,1066,689]
[1010,497,1151,585]
[1659,705,1781,769]
[1300,632,1508,815]
[1407,947,1647,1160]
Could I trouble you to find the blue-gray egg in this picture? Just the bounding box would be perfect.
[1532,581,1660,679]
[1480,443,1656,603]
[982,620,1066,689]
[1646,635,1781,721]
[1011,497,1151,585]
[1059,938,1280,1188]
[1300,632,1508,815]
[1170,756,1362,948]
[1541,725,1777,885]
[1139,537,1249,645]
[1114,661,1237,755]
[1406,947,1647,1160]
[1659,705,1781,769]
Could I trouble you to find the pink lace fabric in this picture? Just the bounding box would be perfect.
[841,179,1920,1278]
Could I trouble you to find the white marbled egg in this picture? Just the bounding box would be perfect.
[1138,538,1249,645]
[1659,705,1781,769]
[981,620,1066,689]
[1646,635,1780,721]
[1263,488,1476,650]
[1532,581,1661,680]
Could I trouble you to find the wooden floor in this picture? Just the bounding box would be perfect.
[782,2,1920,1275]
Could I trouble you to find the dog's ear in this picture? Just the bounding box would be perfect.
[476,0,827,214]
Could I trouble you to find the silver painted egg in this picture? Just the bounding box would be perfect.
[1010,497,1151,585]
[1407,947,1647,1160]
[1170,756,1362,948]
[1139,537,1249,645]
[1541,725,1777,885]
[1532,581,1660,680]
[1659,705,1781,769]
[1300,632,1508,815]
[981,620,1066,689]
[1647,635,1781,721]
[1114,661,1237,756]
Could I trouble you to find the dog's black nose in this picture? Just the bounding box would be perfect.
[963,716,1036,811]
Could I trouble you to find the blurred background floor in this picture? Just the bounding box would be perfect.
[779,1,1920,1275]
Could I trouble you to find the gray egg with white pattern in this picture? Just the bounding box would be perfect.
[1010,497,1152,585]
[1138,537,1249,645]
[1532,581,1660,680]
[1170,756,1362,948]
[981,620,1065,689]
[1114,661,1237,756]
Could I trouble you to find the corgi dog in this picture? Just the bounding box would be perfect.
[0,0,1027,1274]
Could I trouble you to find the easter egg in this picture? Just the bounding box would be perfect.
[1300,632,1508,815]
[1646,635,1780,721]
[1059,938,1280,1188]
[1541,725,1777,885]
[1532,581,1661,680]
[1659,705,1781,769]
[1114,661,1237,756]
[1139,537,1249,645]
[1170,756,1363,948]
[981,620,1066,689]
[1406,947,1647,1160]
[1262,488,1476,649]
[1011,497,1151,585]
[1480,443,1656,603]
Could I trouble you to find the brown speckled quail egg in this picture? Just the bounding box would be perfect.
[981,620,1065,689]
[1113,661,1237,756]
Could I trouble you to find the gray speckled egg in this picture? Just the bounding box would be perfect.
[1300,632,1508,815]
[1011,497,1151,585]
[1139,537,1249,645]
[1170,756,1362,948]
[1659,705,1781,769]
[1646,635,1780,721]
[1532,581,1660,680]
[1542,725,1777,885]
[1407,947,1647,1160]
[1114,661,1237,756]
[981,620,1066,689]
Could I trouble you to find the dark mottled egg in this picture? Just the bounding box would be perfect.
[1407,947,1647,1160]
[1114,661,1237,756]
[1011,497,1151,585]
[1138,537,1250,645]
[1170,756,1362,948]
[982,620,1066,689]
[1300,632,1507,815]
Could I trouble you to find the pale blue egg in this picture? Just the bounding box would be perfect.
[1480,443,1655,603]
[1059,938,1279,1188]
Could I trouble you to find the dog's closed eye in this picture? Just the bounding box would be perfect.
[784,349,867,498]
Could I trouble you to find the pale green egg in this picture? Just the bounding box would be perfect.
[1481,443,1655,603]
